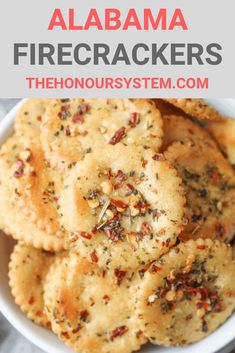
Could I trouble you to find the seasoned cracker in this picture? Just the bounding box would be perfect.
[136,239,235,346]
[40,98,163,169]
[44,253,146,353]
[164,99,221,121]
[0,136,68,251]
[59,144,185,270]
[165,140,235,241]
[11,140,63,234]
[162,115,216,150]
[15,99,49,139]
[205,117,235,166]
[9,242,55,328]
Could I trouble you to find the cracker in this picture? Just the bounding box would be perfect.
[15,99,49,139]
[40,98,163,170]
[44,253,146,353]
[162,115,216,150]
[0,135,68,251]
[136,239,235,346]
[163,99,221,121]
[165,140,235,241]
[11,140,63,234]
[205,117,235,166]
[9,242,55,328]
[59,144,185,270]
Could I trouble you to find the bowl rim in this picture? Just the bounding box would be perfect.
[0,98,234,353]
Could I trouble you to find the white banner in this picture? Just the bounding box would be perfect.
[0,0,234,97]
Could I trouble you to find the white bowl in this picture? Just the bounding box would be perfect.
[0,99,235,353]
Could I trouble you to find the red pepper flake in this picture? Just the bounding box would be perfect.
[136,330,143,339]
[46,321,51,329]
[58,105,71,120]
[79,104,90,114]
[65,125,71,136]
[109,127,126,145]
[215,223,227,238]
[181,286,209,301]
[91,226,98,234]
[210,169,219,184]
[103,294,111,303]
[182,286,198,298]
[35,310,43,317]
[28,296,35,305]
[128,112,140,128]
[213,301,222,312]
[197,245,207,250]
[72,112,84,124]
[201,301,209,310]
[152,154,163,161]
[76,231,92,240]
[167,302,175,311]
[70,234,78,242]
[62,104,70,111]
[197,287,209,300]
[188,128,194,135]
[114,169,126,182]
[72,325,82,334]
[186,314,193,321]
[110,199,128,210]
[126,183,134,191]
[14,159,25,178]
[90,250,98,263]
[142,160,148,168]
[80,310,89,321]
[114,182,124,190]
[110,326,129,341]
[114,180,125,190]
[151,264,162,273]
[114,269,127,285]
[140,221,152,236]
[61,331,70,339]
[37,115,42,122]
[114,170,126,190]
[134,202,150,213]
[36,274,42,282]
[104,228,121,243]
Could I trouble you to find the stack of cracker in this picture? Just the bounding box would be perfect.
[0,98,234,353]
